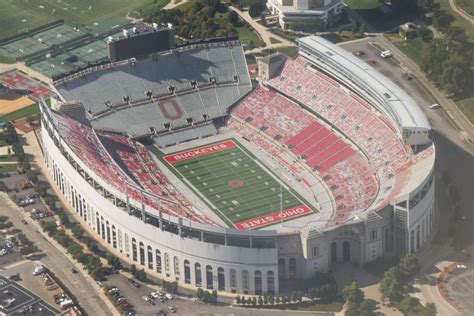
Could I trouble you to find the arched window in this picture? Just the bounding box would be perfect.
[195,263,202,287]
[155,250,162,273]
[100,217,105,239]
[111,225,117,248]
[96,212,100,235]
[206,265,213,290]
[242,270,249,293]
[131,238,137,262]
[217,267,225,291]
[184,260,191,284]
[106,221,111,244]
[230,269,237,289]
[139,242,145,266]
[164,253,170,275]
[267,271,275,295]
[124,233,129,257]
[147,246,153,270]
[174,256,180,278]
[254,270,262,295]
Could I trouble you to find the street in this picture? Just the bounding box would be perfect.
[0,192,113,316]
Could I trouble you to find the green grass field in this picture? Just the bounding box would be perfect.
[344,0,381,10]
[394,37,426,66]
[0,0,168,40]
[0,103,39,122]
[0,164,17,174]
[163,140,315,229]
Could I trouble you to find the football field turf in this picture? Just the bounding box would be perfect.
[163,139,316,230]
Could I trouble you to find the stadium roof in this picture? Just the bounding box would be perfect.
[297,36,430,131]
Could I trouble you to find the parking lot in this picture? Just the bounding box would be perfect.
[1,173,55,222]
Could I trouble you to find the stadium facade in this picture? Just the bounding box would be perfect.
[40,34,435,296]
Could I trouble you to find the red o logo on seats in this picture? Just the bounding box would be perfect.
[159,99,183,120]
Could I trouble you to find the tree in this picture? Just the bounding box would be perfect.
[269,295,275,305]
[258,296,263,305]
[343,281,364,304]
[276,296,281,304]
[380,267,404,301]
[0,181,7,192]
[359,299,377,316]
[235,295,241,304]
[107,255,121,270]
[320,284,337,303]
[227,11,239,26]
[398,254,420,280]
[433,10,454,33]
[249,0,265,18]
[417,26,433,42]
[251,297,257,305]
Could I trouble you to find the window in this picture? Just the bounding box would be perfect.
[370,229,377,241]
[311,245,319,257]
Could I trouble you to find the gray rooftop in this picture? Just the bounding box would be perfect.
[54,41,252,137]
[297,36,430,131]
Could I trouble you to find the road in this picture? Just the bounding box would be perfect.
[163,0,187,10]
[0,193,113,316]
[448,0,474,25]
[373,36,474,145]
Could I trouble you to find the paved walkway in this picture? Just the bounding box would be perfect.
[163,0,188,10]
[228,6,295,49]
[373,36,474,143]
[449,0,474,25]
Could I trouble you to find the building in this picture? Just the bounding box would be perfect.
[39,35,435,296]
[266,0,345,29]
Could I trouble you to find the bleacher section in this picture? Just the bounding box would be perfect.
[55,42,252,137]
[53,111,217,225]
[265,57,411,181]
[229,86,379,223]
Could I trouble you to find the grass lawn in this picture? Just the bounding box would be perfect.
[0,54,16,64]
[269,37,281,44]
[455,97,474,124]
[0,164,17,174]
[321,31,364,44]
[0,155,16,162]
[296,301,344,312]
[163,139,316,229]
[0,103,39,122]
[436,0,474,42]
[344,0,381,10]
[394,37,427,66]
[236,25,264,48]
[0,0,169,39]
[258,46,298,58]
[455,0,474,16]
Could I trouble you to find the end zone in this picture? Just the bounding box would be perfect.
[235,205,312,230]
[164,140,237,163]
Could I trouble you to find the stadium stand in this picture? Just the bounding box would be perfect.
[229,86,379,221]
[52,111,215,225]
[55,41,252,136]
[265,57,411,181]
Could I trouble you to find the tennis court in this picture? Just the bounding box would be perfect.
[163,139,316,229]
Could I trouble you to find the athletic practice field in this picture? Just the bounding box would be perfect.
[0,0,169,40]
[164,140,316,230]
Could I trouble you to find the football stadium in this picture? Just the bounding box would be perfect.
[40,26,435,295]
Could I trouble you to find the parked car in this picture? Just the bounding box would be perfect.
[167,306,176,313]
[127,279,140,288]
[429,103,441,109]
[21,219,27,225]
[165,293,173,300]
[380,50,393,58]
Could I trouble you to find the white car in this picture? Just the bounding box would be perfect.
[429,103,440,109]
[457,264,468,269]
[150,292,160,299]
[380,50,393,58]
[165,293,173,300]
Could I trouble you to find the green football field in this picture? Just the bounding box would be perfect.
[0,0,168,40]
[163,139,316,230]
